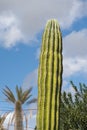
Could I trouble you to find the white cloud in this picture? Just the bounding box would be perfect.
[61,0,87,28]
[0,12,24,48]
[63,29,87,58]
[63,28,87,78]
[0,0,87,48]
[63,57,87,78]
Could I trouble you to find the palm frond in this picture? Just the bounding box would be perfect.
[0,112,9,125]
[22,94,32,104]
[21,87,33,104]
[16,86,22,101]
[26,87,33,94]
[10,112,15,124]
[3,86,16,103]
[27,98,37,104]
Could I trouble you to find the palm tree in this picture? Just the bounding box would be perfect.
[0,113,8,130]
[3,86,37,130]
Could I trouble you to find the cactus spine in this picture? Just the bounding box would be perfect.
[37,19,63,130]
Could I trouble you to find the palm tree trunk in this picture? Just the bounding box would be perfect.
[14,101,23,130]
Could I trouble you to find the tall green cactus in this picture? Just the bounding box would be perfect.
[37,19,63,130]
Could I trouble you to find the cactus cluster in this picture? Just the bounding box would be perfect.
[37,19,63,130]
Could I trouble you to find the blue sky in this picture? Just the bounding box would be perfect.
[0,0,87,129]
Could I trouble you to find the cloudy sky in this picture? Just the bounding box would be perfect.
[0,0,87,129]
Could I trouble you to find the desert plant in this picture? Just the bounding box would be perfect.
[37,19,63,130]
[60,81,87,130]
